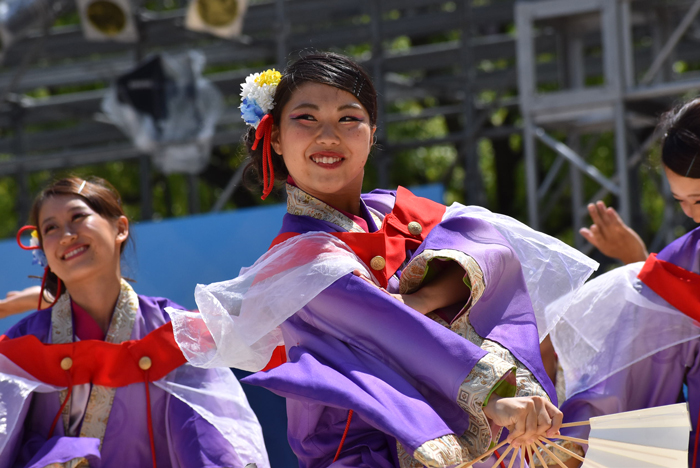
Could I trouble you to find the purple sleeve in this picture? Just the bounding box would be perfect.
[5,310,51,341]
[23,436,101,468]
[245,273,486,454]
[167,395,245,468]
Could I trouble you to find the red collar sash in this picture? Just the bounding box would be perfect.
[0,322,186,388]
[638,253,700,322]
[271,186,446,288]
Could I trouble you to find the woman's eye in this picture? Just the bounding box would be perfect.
[73,213,88,221]
[43,225,55,235]
[292,114,315,121]
[340,116,361,122]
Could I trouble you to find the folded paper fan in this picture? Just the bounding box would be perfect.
[583,403,691,468]
[459,403,691,468]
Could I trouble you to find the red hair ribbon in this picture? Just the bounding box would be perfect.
[16,225,39,251]
[252,114,275,200]
[16,225,61,310]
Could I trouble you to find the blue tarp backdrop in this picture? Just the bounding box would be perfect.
[0,184,443,466]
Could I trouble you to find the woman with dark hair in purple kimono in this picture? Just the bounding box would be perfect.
[545,98,700,467]
[0,176,269,468]
[168,52,597,468]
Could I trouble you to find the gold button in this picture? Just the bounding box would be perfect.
[60,357,72,370]
[407,221,423,236]
[370,256,386,271]
[139,356,152,371]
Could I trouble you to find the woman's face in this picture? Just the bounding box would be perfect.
[665,165,700,223]
[271,82,375,203]
[38,195,128,287]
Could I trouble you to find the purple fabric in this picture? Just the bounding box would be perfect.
[25,436,100,468]
[561,225,700,466]
[245,189,554,467]
[417,217,555,403]
[4,295,242,468]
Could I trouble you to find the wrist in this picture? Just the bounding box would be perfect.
[483,393,503,420]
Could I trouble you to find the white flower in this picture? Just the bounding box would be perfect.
[240,70,281,127]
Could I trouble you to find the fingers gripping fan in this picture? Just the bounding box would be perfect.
[185,0,249,39]
[77,0,138,42]
[461,404,692,468]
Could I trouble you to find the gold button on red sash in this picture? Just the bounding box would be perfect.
[370,256,386,271]
[407,221,423,236]
[139,356,153,371]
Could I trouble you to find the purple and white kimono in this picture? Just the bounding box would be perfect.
[169,185,596,468]
[550,226,700,465]
[0,280,269,468]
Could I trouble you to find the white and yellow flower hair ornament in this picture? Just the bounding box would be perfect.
[240,69,282,200]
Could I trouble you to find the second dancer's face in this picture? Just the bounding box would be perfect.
[271,82,375,206]
[665,165,700,223]
[38,195,128,287]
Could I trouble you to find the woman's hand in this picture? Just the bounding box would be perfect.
[0,285,43,318]
[483,395,562,448]
[579,201,648,264]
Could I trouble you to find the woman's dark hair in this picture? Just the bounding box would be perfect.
[30,176,130,298]
[660,97,700,178]
[244,51,378,189]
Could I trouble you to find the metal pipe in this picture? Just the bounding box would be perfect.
[640,0,700,85]
[534,126,620,196]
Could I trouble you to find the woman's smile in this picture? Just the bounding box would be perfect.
[310,151,345,168]
[61,244,89,261]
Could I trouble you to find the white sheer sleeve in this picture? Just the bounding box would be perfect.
[444,204,599,339]
[166,233,369,372]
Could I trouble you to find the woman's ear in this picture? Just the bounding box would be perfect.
[271,124,282,155]
[115,216,129,245]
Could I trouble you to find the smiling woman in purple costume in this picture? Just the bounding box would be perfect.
[0,176,269,468]
[168,52,598,468]
[547,98,700,467]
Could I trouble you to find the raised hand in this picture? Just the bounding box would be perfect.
[0,285,44,318]
[579,201,648,264]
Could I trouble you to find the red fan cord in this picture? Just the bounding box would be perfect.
[252,114,275,200]
[144,369,157,468]
[48,370,73,439]
[333,409,354,462]
[493,449,507,468]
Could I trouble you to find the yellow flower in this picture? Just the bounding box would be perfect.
[31,230,39,239]
[255,69,282,87]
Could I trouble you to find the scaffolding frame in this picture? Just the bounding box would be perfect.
[517,0,700,250]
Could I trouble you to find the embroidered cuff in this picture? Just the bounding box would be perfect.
[412,434,464,468]
[457,353,516,459]
[400,249,485,311]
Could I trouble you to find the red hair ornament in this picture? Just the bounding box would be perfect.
[16,225,62,310]
[252,114,275,200]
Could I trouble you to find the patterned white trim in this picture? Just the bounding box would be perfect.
[286,184,368,233]
[52,279,138,447]
[411,434,463,467]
